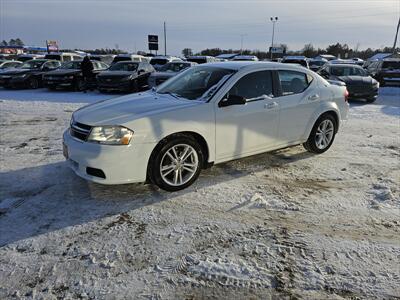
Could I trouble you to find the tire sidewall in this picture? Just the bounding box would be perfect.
[30,78,39,89]
[150,136,204,191]
[307,114,337,154]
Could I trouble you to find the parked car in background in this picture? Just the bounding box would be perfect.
[88,54,116,65]
[63,62,348,191]
[150,56,182,70]
[367,58,400,87]
[318,64,379,102]
[111,54,151,65]
[97,61,154,92]
[17,54,45,62]
[0,59,60,89]
[216,53,238,60]
[351,58,365,66]
[43,60,109,91]
[315,54,336,61]
[281,56,309,68]
[186,56,218,64]
[44,52,82,62]
[232,55,259,61]
[308,58,327,72]
[0,60,22,70]
[329,59,359,65]
[148,61,197,88]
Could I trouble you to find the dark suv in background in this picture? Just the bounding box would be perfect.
[97,61,154,92]
[0,59,60,89]
[43,60,109,91]
[367,59,400,87]
[148,61,196,88]
[281,56,309,68]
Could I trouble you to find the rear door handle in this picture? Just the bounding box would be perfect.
[265,101,278,109]
[308,94,320,101]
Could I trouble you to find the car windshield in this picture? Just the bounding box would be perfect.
[310,61,326,66]
[330,66,367,76]
[61,61,82,69]
[382,61,400,69]
[45,55,61,60]
[160,62,190,72]
[150,59,168,65]
[20,60,45,69]
[283,59,308,67]
[109,62,138,71]
[112,57,131,63]
[157,66,236,101]
[187,58,207,64]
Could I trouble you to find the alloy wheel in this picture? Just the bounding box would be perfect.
[160,144,199,187]
[315,119,334,150]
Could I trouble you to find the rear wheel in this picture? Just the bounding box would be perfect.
[303,114,337,154]
[149,135,204,191]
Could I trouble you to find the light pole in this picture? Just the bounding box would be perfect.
[240,34,247,55]
[270,16,278,60]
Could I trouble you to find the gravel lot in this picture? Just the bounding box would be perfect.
[0,87,399,299]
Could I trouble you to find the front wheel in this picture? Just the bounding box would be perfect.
[303,114,337,154]
[29,78,39,89]
[149,135,204,191]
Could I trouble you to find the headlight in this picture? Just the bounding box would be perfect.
[66,75,74,80]
[373,80,380,88]
[87,126,133,145]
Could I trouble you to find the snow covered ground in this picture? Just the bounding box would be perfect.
[0,87,399,299]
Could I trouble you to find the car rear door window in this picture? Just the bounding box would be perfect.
[278,70,310,95]
[229,71,273,100]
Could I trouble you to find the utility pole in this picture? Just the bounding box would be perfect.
[393,17,400,53]
[270,16,278,60]
[164,21,167,56]
[240,34,247,55]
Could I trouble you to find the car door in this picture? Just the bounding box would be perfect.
[275,69,317,144]
[215,70,279,161]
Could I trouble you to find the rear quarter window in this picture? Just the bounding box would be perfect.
[278,70,312,95]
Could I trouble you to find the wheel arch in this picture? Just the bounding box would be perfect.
[304,108,340,141]
[146,131,211,182]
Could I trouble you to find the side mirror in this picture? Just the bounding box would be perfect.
[219,94,246,107]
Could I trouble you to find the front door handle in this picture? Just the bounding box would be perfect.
[265,101,278,109]
[308,94,320,101]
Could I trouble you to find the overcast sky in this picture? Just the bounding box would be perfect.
[1,0,399,55]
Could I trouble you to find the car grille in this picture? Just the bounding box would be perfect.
[347,85,373,94]
[70,121,92,141]
[98,76,125,83]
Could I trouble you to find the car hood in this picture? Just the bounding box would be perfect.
[97,70,134,77]
[335,75,374,85]
[0,69,33,75]
[45,69,80,76]
[73,91,202,126]
[150,72,177,79]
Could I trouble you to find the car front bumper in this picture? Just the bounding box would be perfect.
[347,86,378,99]
[63,129,156,185]
[44,78,74,88]
[97,81,131,91]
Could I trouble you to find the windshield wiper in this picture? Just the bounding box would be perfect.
[161,91,182,99]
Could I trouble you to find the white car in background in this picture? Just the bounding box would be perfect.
[63,62,349,191]
[150,56,182,70]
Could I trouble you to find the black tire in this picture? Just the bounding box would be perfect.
[366,96,377,103]
[131,79,139,92]
[148,134,204,191]
[29,78,39,89]
[303,114,337,154]
[74,78,85,91]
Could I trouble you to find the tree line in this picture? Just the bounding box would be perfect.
[1,38,25,47]
[185,43,398,60]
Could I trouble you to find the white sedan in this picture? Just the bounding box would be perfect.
[63,62,349,191]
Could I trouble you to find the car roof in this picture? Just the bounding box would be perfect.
[328,63,362,68]
[200,61,310,72]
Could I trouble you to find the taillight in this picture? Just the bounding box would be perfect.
[344,89,349,102]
